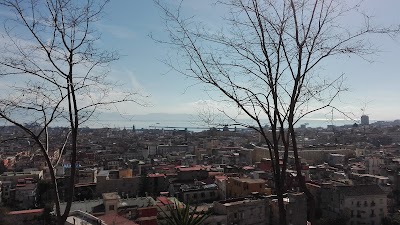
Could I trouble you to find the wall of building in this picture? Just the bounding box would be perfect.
[226,178,267,198]
[96,176,140,197]
[180,189,219,203]
[344,196,387,225]
[0,170,43,185]
[213,198,267,225]
[177,169,208,181]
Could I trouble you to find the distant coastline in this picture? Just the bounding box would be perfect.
[80,112,374,130]
[0,111,387,131]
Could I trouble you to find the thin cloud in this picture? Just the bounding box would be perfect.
[96,23,136,39]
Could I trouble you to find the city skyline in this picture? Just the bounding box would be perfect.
[0,0,400,126]
[1,2,400,224]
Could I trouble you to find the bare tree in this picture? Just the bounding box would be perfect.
[0,0,141,224]
[155,0,399,224]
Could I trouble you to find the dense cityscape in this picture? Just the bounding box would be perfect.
[1,116,400,224]
[1,0,399,225]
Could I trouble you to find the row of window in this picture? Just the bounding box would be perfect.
[350,208,384,218]
[351,199,383,207]
[232,207,264,220]
[185,191,216,200]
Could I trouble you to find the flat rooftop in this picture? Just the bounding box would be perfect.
[230,177,265,184]
[66,211,106,225]
[102,192,119,200]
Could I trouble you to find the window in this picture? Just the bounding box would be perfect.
[234,213,238,219]
[201,192,205,198]
[210,192,215,197]
[109,205,114,211]
[193,193,197,199]
[351,210,354,218]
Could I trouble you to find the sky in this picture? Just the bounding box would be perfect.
[1,0,400,128]
[99,1,400,121]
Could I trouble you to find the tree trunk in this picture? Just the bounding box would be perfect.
[277,190,287,225]
[289,123,316,224]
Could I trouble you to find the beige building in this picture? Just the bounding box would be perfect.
[321,184,387,225]
[254,146,355,164]
[252,146,269,163]
[226,177,270,198]
[102,192,119,213]
[213,197,268,225]
[96,170,140,197]
[215,175,228,200]
[76,168,98,184]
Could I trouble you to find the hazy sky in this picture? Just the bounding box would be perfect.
[95,0,400,121]
[1,0,400,126]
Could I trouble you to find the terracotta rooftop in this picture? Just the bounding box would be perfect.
[215,175,227,181]
[8,208,44,215]
[208,171,224,177]
[177,167,202,172]
[157,196,173,205]
[148,173,166,178]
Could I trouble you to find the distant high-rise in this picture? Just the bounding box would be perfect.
[361,115,369,125]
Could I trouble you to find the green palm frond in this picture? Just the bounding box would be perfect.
[158,200,210,225]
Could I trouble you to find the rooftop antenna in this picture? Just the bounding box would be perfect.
[360,98,373,118]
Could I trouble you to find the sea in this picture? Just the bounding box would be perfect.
[83,116,366,131]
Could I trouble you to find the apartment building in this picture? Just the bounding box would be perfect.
[226,177,270,198]
[213,197,267,225]
[321,184,387,225]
